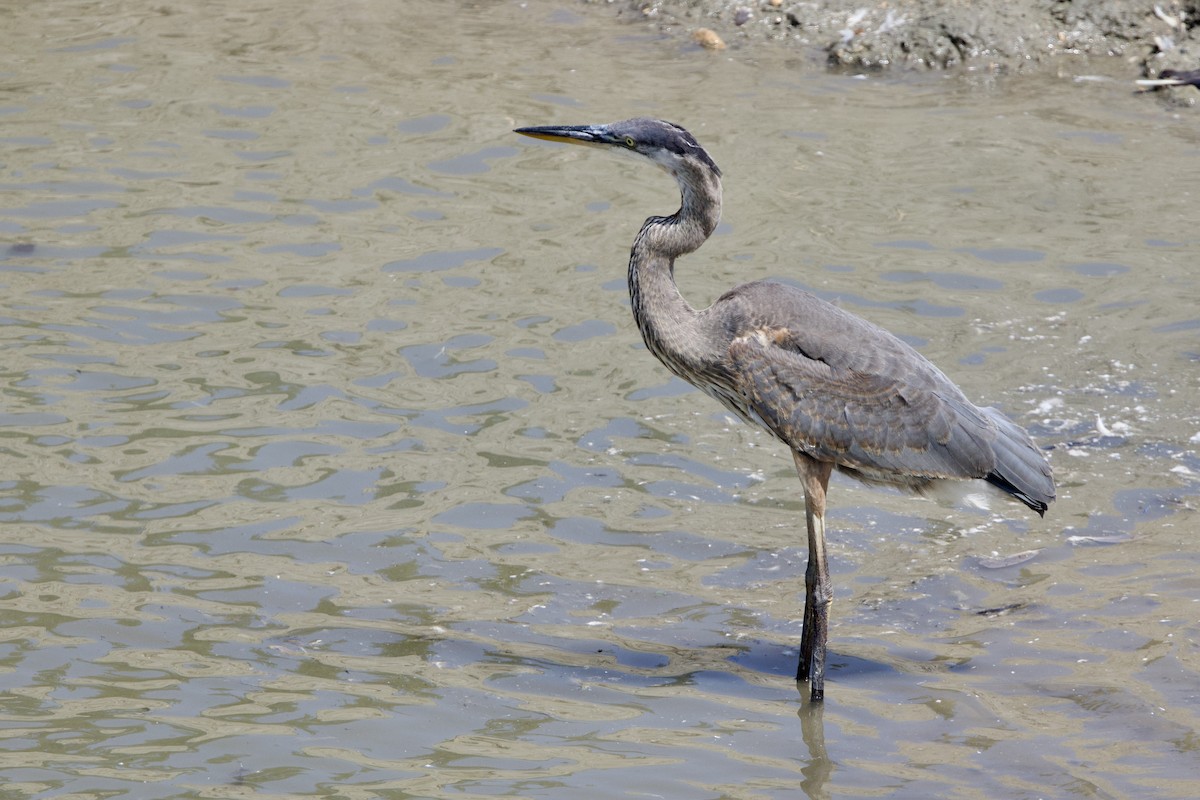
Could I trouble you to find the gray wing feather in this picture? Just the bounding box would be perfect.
[710,280,1051,501]
[707,280,1053,509]
[728,330,995,482]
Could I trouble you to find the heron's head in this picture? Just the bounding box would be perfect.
[514,117,721,180]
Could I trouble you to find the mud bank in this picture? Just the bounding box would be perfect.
[585,0,1200,86]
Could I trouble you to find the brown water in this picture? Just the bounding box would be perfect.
[2,1,1198,798]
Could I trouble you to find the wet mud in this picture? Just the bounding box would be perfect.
[591,0,1200,90]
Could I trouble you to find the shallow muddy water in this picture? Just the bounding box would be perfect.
[1,1,1198,798]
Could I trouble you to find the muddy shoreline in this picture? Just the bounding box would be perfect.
[584,0,1199,94]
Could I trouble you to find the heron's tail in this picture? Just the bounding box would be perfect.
[981,407,1055,516]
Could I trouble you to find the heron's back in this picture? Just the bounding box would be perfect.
[685,281,1054,513]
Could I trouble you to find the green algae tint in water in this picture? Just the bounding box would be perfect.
[0,1,1197,798]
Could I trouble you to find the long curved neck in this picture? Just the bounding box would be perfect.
[628,163,723,374]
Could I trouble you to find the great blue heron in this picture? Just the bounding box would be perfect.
[513,117,1055,702]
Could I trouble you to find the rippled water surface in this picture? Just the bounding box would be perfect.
[2,1,1199,798]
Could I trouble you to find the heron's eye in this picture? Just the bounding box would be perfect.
[623,136,636,148]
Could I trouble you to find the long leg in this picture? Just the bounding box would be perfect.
[793,451,833,702]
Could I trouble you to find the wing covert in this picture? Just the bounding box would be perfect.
[727,328,995,481]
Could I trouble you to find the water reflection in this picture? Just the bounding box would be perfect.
[1,0,1198,797]
[798,701,832,800]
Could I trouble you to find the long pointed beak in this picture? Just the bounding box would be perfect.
[514,124,614,147]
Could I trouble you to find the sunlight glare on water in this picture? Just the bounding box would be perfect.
[1,1,1198,798]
